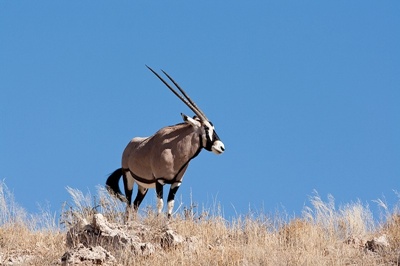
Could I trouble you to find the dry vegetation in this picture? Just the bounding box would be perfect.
[0,181,399,265]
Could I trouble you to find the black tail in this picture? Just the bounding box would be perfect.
[106,168,125,201]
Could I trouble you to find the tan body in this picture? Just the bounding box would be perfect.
[122,123,201,187]
[106,66,224,218]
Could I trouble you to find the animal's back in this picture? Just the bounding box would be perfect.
[121,137,148,170]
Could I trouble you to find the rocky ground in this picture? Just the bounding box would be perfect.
[1,212,398,265]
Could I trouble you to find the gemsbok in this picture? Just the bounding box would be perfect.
[106,66,225,218]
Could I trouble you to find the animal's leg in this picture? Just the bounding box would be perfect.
[123,171,135,221]
[133,186,148,211]
[167,182,182,218]
[123,171,135,206]
[156,181,164,215]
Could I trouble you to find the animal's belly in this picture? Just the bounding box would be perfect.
[134,179,156,189]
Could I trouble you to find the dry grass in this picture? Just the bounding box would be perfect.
[1,181,400,265]
[0,180,64,265]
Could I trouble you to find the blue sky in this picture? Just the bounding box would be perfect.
[1,2,399,220]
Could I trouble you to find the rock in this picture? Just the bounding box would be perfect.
[62,213,200,263]
[65,213,155,258]
[61,244,116,265]
[365,234,389,253]
[161,229,185,249]
[66,213,154,256]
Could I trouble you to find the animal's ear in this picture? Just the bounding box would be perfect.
[181,113,201,128]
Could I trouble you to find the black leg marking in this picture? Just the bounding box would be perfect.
[133,187,148,210]
[156,181,164,199]
[167,186,180,203]
[123,174,133,206]
[156,180,164,214]
[166,183,181,218]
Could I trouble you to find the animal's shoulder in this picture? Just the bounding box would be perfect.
[131,136,147,143]
[156,123,190,135]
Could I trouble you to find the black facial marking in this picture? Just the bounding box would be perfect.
[213,131,221,141]
[202,123,222,152]
[203,126,214,151]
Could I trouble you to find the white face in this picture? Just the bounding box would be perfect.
[202,120,225,155]
[181,113,225,155]
[212,140,225,155]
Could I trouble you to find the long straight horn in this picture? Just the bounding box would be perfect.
[161,69,208,121]
[146,65,207,121]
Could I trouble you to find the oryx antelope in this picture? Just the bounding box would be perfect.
[106,66,225,217]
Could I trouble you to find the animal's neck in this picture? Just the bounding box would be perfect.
[162,123,203,160]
